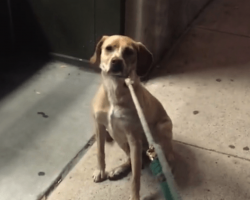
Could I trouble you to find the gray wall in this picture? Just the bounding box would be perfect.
[3,0,122,60]
[125,0,211,67]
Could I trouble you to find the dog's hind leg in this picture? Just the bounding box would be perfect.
[108,142,131,180]
[105,129,114,142]
[155,119,175,171]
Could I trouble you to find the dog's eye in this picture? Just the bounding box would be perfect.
[123,47,134,56]
[105,45,113,51]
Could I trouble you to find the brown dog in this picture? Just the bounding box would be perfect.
[90,35,174,200]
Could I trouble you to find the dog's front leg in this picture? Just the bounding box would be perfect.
[93,122,107,182]
[127,133,142,200]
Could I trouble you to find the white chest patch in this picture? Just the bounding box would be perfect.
[107,104,139,133]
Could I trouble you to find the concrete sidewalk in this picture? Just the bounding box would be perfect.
[0,60,100,200]
[47,0,250,199]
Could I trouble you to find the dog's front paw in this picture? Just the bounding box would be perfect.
[92,170,106,182]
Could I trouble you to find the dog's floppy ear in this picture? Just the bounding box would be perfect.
[135,42,153,77]
[90,36,108,66]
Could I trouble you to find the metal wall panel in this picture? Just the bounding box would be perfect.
[9,0,122,60]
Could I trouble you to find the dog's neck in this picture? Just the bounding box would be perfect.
[102,71,140,107]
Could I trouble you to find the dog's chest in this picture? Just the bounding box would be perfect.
[105,83,138,124]
[109,105,139,125]
[104,80,142,137]
[107,104,140,136]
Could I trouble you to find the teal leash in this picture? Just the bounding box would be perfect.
[125,78,182,200]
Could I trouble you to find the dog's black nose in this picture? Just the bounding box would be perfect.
[111,58,123,73]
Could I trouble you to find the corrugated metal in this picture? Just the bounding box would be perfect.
[125,0,211,70]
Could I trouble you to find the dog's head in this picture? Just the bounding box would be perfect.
[90,35,153,78]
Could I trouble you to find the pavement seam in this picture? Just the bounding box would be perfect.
[37,135,96,200]
[173,140,250,162]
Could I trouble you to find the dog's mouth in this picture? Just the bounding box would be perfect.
[109,67,126,78]
[107,63,132,79]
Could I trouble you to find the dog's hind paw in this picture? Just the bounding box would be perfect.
[108,168,123,179]
[92,170,106,182]
[108,164,131,180]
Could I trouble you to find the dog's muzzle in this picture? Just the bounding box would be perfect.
[110,58,124,74]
